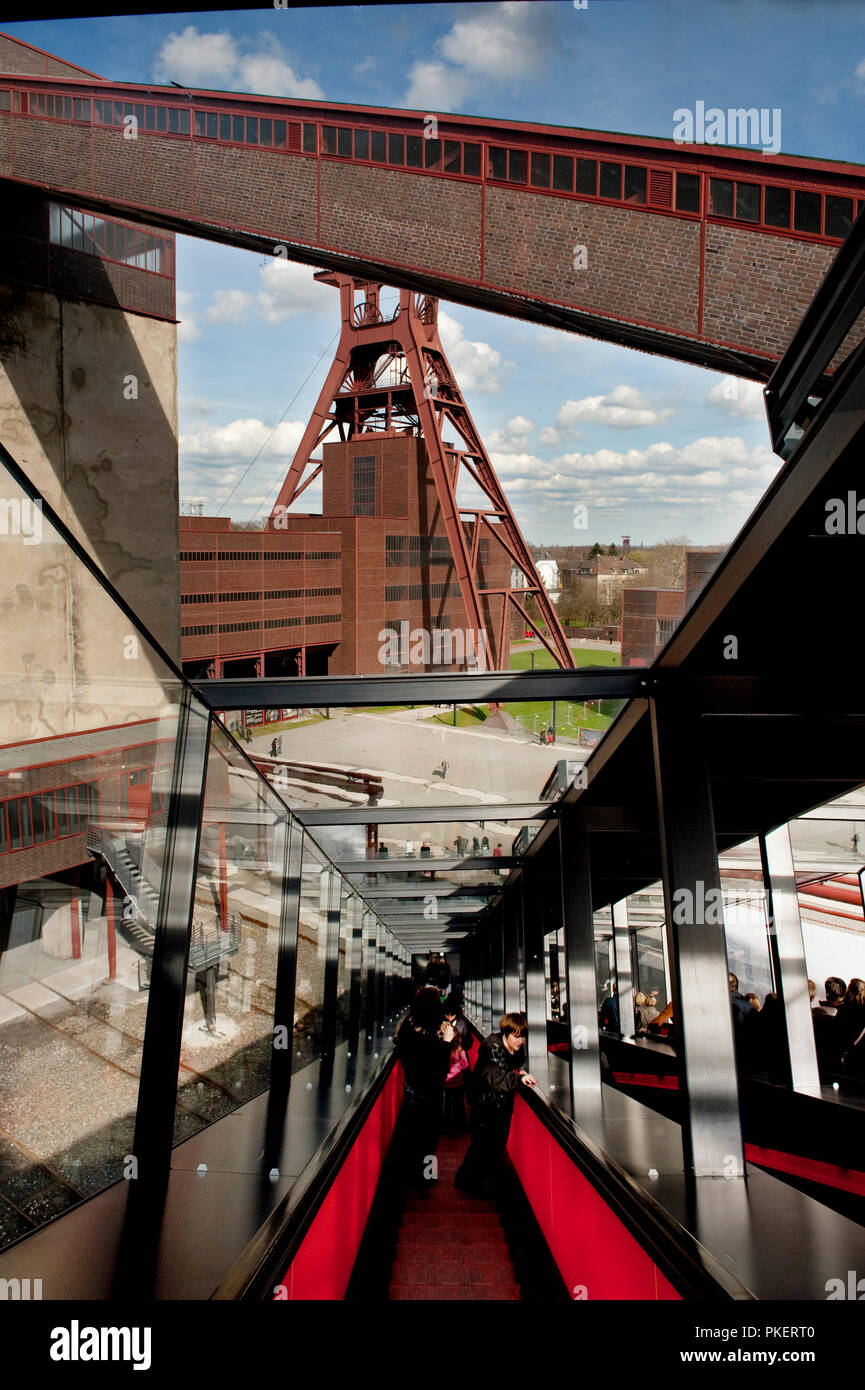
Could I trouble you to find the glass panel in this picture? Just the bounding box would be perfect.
[178,110,190,135]
[624,165,647,204]
[232,114,244,143]
[273,119,286,149]
[336,126,351,158]
[735,181,760,222]
[145,105,156,131]
[260,119,273,148]
[322,125,336,155]
[825,195,854,240]
[245,117,258,145]
[370,130,386,162]
[463,142,481,177]
[709,177,734,216]
[794,188,821,234]
[353,129,369,160]
[575,157,597,195]
[675,171,700,212]
[599,161,622,199]
[387,133,404,165]
[508,148,527,183]
[530,152,551,188]
[156,106,166,132]
[0,452,184,1253]
[405,134,422,168]
[552,155,573,192]
[302,122,317,153]
[168,107,180,134]
[764,184,791,228]
[173,725,285,1139]
[488,146,507,180]
[219,114,230,142]
[73,98,90,121]
[443,140,461,174]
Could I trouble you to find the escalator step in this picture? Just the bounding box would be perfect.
[390,1284,520,1301]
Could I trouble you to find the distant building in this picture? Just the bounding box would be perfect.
[180,435,509,678]
[565,555,649,606]
[620,547,725,666]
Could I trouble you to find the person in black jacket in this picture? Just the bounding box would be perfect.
[394,986,454,1194]
[454,1011,536,1198]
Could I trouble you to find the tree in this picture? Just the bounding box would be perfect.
[607,543,618,556]
[589,541,604,557]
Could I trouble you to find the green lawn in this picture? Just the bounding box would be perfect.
[508,644,621,739]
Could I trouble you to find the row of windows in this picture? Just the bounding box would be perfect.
[180,549,339,562]
[49,204,171,276]
[384,582,463,601]
[322,124,481,179]
[385,535,453,568]
[182,614,342,637]
[94,98,190,135]
[0,782,98,855]
[707,177,858,239]
[181,587,342,604]
[10,86,862,244]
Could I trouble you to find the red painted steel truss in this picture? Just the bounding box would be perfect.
[268,273,574,670]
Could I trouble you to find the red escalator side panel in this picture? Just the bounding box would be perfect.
[507,1098,681,1300]
[276,1061,404,1300]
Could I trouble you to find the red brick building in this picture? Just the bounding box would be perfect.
[180,434,509,678]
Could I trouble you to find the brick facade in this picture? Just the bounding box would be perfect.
[180,435,510,678]
[2,62,861,371]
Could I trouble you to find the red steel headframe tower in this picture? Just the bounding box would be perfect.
[268,273,574,670]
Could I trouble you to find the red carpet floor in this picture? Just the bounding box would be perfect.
[389,1134,522,1301]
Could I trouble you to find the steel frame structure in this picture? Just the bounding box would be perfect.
[267,272,574,669]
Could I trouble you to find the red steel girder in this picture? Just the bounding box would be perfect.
[268,273,574,670]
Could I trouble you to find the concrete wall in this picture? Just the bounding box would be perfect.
[0,283,180,660]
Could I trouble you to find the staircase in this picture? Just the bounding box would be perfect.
[389,1135,522,1301]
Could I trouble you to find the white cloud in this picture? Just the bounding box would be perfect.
[403,60,472,113]
[706,377,766,420]
[438,310,506,394]
[179,417,306,463]
[538,426,561,446]
[402,2,557,110]
[153,26,323,99]
[486,415,534,452]
[855,57,865,84]
[439,1,555,80]
[258,258,329,321]
[176,289,199,342]
[556,385,676,432]
[206,289,254,324]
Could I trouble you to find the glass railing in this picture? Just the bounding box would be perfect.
[0,440,406,1254]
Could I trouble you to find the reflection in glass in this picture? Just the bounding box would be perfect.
[0,457,182,1250]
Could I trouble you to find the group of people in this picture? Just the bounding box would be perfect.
[729,972,865,1083]
[538,726,555,745]
[394,986,537,1199]
[269,736,283,758]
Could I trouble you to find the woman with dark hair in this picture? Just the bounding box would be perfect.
[394,986,454,1194]
[454,1012,536,1197]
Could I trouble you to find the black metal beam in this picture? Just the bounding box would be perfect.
[765,205,865,456]
[192,669,646,708]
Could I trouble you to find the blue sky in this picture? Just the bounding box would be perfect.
[6,2,865,544]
